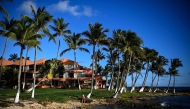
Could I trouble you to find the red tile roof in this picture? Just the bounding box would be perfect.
[0,59,13,66]
[36,58,47,65]
[13,59,34,66]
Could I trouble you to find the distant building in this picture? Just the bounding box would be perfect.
[0,58,106,89]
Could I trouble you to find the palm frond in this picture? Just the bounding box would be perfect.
[60,48,72,56]
[0,6,9,18]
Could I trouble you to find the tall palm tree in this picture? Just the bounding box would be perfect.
[118,30,143,94]
[60,32,90,90]
[82,22,108,98]
[23,5,53,99]
[49,18,71,59]
[93,50,105,89]
[139,47,158,92]
[112,29,124,93]
[0,0,13,18]
[102,38,117,91]
[130,48,145,93]
[166,58,183,93]
[22,43,42,91]
[0,17,17,79]
[11,16,42,103]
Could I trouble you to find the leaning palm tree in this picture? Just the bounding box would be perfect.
[82,22,109,98]
[60,32,90,90]
[118,30,143,94]
[49,18,71,59]
[149,56,168,92]
[154,67,166,92]
[166,58,183,93]
[11,16,42,103]
[139,47,158,92]
[0,17,17,79]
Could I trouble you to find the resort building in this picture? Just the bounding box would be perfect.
[0,58,106,89]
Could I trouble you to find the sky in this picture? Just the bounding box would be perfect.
[0,0,190,87]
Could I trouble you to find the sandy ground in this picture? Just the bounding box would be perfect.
[0,99,109,109]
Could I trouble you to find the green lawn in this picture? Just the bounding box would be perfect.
[0,88,116,103]
[0,88,165,103]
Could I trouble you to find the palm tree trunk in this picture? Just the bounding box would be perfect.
[139,61,149,92]
[93,51,97,90]
[149,73,157,92]
[31,45,37,98]
[166,74,171,93]
[131,73,140,92]
[173,75,176,93]
[23,46,29,90]
[120,52,133,94]
[115,49,120,93]
[26,74,47,92]
[108,66,114,90]
[56,36,60,59]
[131,62,143,93]
[154,75,159,92]
[14,47,23,103]
[74,49,81,90]
[87,44,95,98]
[0,37,8,80]
[108,51,114,91]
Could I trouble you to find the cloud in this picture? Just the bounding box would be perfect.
[48,1,94,17]
[16,0,37,15]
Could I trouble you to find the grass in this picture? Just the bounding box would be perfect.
[0,88,179,103]
[0,88,115,103]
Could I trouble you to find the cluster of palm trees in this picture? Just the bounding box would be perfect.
[0,2,183,103]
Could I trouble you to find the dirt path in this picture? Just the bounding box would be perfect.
[0,99,109,109]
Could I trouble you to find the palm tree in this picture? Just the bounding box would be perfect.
[102,38,117,91]
[49,18,71,59]
[101,65,111,88]
[38,58,65,88]
[129,58,144,93]
[22,43,42,91]
[23,5,53,99]
[8,53,18,62]
[82,22,108,98]
[60,32,90,90]
[139,47,158,92]
[0,17,17,79]
[94,50,105,89]
[11,16,42,103]
[149,56,168,92]
[0,0,13,18]
[154,67,166,92]
[118,30,143,94]
[112,29,124,94]
[130,48,145,93]
[166,58,183,93]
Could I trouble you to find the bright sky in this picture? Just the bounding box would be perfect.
[0,0,190,87]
